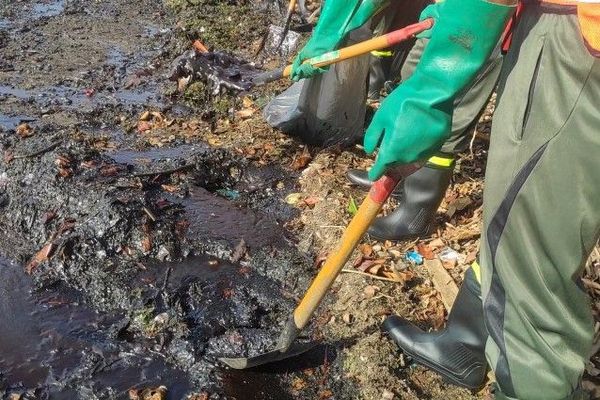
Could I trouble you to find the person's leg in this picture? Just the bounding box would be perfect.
[480,8,600,399]
[348,37,504,241]
[384,265,489,389]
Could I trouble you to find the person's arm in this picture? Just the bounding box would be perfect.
[291,0,388,80]
[364,0,517,180]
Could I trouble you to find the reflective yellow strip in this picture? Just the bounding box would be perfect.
[371,50,393,57]
[471,261,482,284]
[428,155,454,167]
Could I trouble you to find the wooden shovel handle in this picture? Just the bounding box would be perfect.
[252,18,433,86]
[292,163,422,329]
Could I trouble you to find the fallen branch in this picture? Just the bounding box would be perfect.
[12,140,61,160]
[583,278,600,292]
[133,163,194,178]
[424,259,459,311]
[341,268,401,283]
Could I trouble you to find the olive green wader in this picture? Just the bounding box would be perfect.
[401,37,503,154]
[480,5,600,399]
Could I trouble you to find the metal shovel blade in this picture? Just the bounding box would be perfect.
[219,341,317,370]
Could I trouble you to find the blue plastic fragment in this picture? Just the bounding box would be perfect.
[405,250,423,265]
[216,189,241,200]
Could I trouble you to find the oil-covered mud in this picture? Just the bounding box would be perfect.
[0,123,359,397]
[169,50,262,94]
[0,256,192,399]
[0,0,357,398]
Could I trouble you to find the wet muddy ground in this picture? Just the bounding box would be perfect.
[0,0,330,398]
[1,1,599,400]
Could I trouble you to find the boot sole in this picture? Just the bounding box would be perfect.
[400,345,486,391]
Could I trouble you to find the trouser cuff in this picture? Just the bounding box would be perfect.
[492,383,590,400]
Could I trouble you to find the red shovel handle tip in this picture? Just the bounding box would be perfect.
[385,18,434,47]
[369,163,424,204]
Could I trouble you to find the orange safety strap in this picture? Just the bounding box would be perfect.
[502,2,524,53]
[578,3,600,56]
[526,0,600,57]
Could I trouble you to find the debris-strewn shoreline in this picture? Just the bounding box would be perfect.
[0,1,598,399]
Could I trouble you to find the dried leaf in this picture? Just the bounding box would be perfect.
[161,184,179,193]
[26,242,55,274]
[446,196,473,218]
[319,390,334,400]
[417,243,435,260]
[4,151,14,163]
[313,253,328,269]
[142,236,152,253]
[16,123,34,138]
[367,263,384,276]
[55,155,71,168]
[128,386,167,400]
[137,121,153,133]
[357,259,375,272]
[81,160,97,169]
[285,192,302,205]
[429,238,445,249]
[364,285,379,298]
[235,108,255,119]
[100,165,120,177]
[242,96,254,108]
[290,148,312,170]
[292,377,307,391]
[303,196,320,206]
[222,287,234,298]
[465,250,478,264]
[57,167,72,178]
[175,219,189,237]
[42,211,57,224]
[231,239,247,263]
[360,243,373,257]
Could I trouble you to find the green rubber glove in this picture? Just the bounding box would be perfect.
[364,0,516,180]
[291,0,388,81]
[416,2,440,39]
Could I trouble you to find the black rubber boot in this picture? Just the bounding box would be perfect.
[367,163,453,241]
[383,269,488,390]
[346,169,404,198]
[368,55,387,101]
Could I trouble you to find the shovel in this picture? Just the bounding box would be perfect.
[252,18,433,86]
[170,19,432,94]
[219,163,422,369]
[275,0,299,49]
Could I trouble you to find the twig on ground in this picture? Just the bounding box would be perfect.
[12,140,61,160]
[583,278,600,292]
[341,268,400,283]
[133,163,194,177]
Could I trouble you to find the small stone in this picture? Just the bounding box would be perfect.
[363,285,379,298]
[342,313,353,324]
[382,389,395,400]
